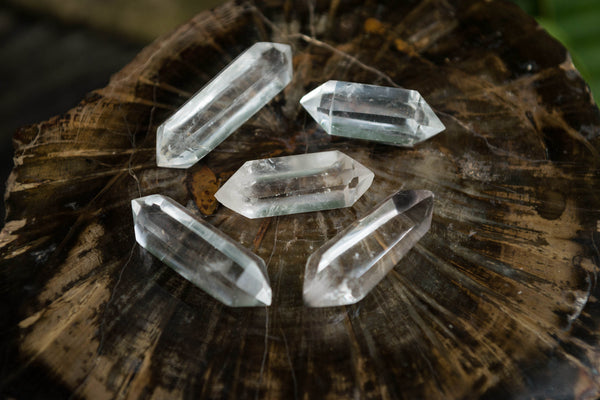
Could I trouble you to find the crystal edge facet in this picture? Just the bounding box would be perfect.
[303,189,434,307]
[156,42,293,169]
[214,150,375,219]
[300,80,446,147]
[132,194,272,307]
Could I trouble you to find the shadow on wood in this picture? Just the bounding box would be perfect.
[1,0,600,399]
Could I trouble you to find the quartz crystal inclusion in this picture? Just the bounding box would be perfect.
[156,42,293,169]
[215,150,374,219]
[300,80,445,146]
[131,194,271,307]
[303,190,434,307]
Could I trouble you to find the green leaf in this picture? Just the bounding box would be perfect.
[511,0,599,103]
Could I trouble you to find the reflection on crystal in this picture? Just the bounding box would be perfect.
[131,194,271,307]
[303,190,434,307]
[300,80,445,146]
[156,42,293,169]
[215,150,374,219]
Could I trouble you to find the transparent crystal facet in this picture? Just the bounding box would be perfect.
[300,80,445,147]
[303,190,434,307]
[215,150,374,219]
[131,194,271,307]
[156,42,293,169]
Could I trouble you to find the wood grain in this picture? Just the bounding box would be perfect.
[1,0,600,399]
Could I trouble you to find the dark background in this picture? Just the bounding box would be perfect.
[0,0,598,227]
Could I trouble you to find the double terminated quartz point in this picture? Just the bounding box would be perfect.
[301,80,445,146]
[215,150,374,219]
[143,40,439,307]
[131,190,433,307]
[303,190,434,307]
[132,195,271,307]
[157,42,293,168]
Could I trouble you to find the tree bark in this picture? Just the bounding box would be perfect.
[1,0,600,399]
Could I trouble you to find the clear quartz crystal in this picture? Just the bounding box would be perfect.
[303,190,434,307]
[156,42,293,169]
[300,80,445,146]
[131,194,271,307]
[215,150,374,219]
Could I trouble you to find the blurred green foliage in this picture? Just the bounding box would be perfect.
[7,0,597,104]
[511,0,599,103]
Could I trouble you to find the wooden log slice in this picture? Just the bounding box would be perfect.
[2,0,600,398]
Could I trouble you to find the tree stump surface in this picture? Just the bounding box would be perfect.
[2,0,600,399]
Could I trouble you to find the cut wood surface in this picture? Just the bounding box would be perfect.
[2,0,600,399]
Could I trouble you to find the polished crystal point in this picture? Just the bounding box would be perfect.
[303,190,434,307]
[156,42,293,169]
[131,194,271,307]
[300,81,445,146]
[215,150,374,219]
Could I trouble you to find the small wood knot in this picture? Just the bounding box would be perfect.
[186,166,219,215]
[364,18,386,35]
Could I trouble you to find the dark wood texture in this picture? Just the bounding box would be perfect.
[2,0,600,398]
[0,5,143,224]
